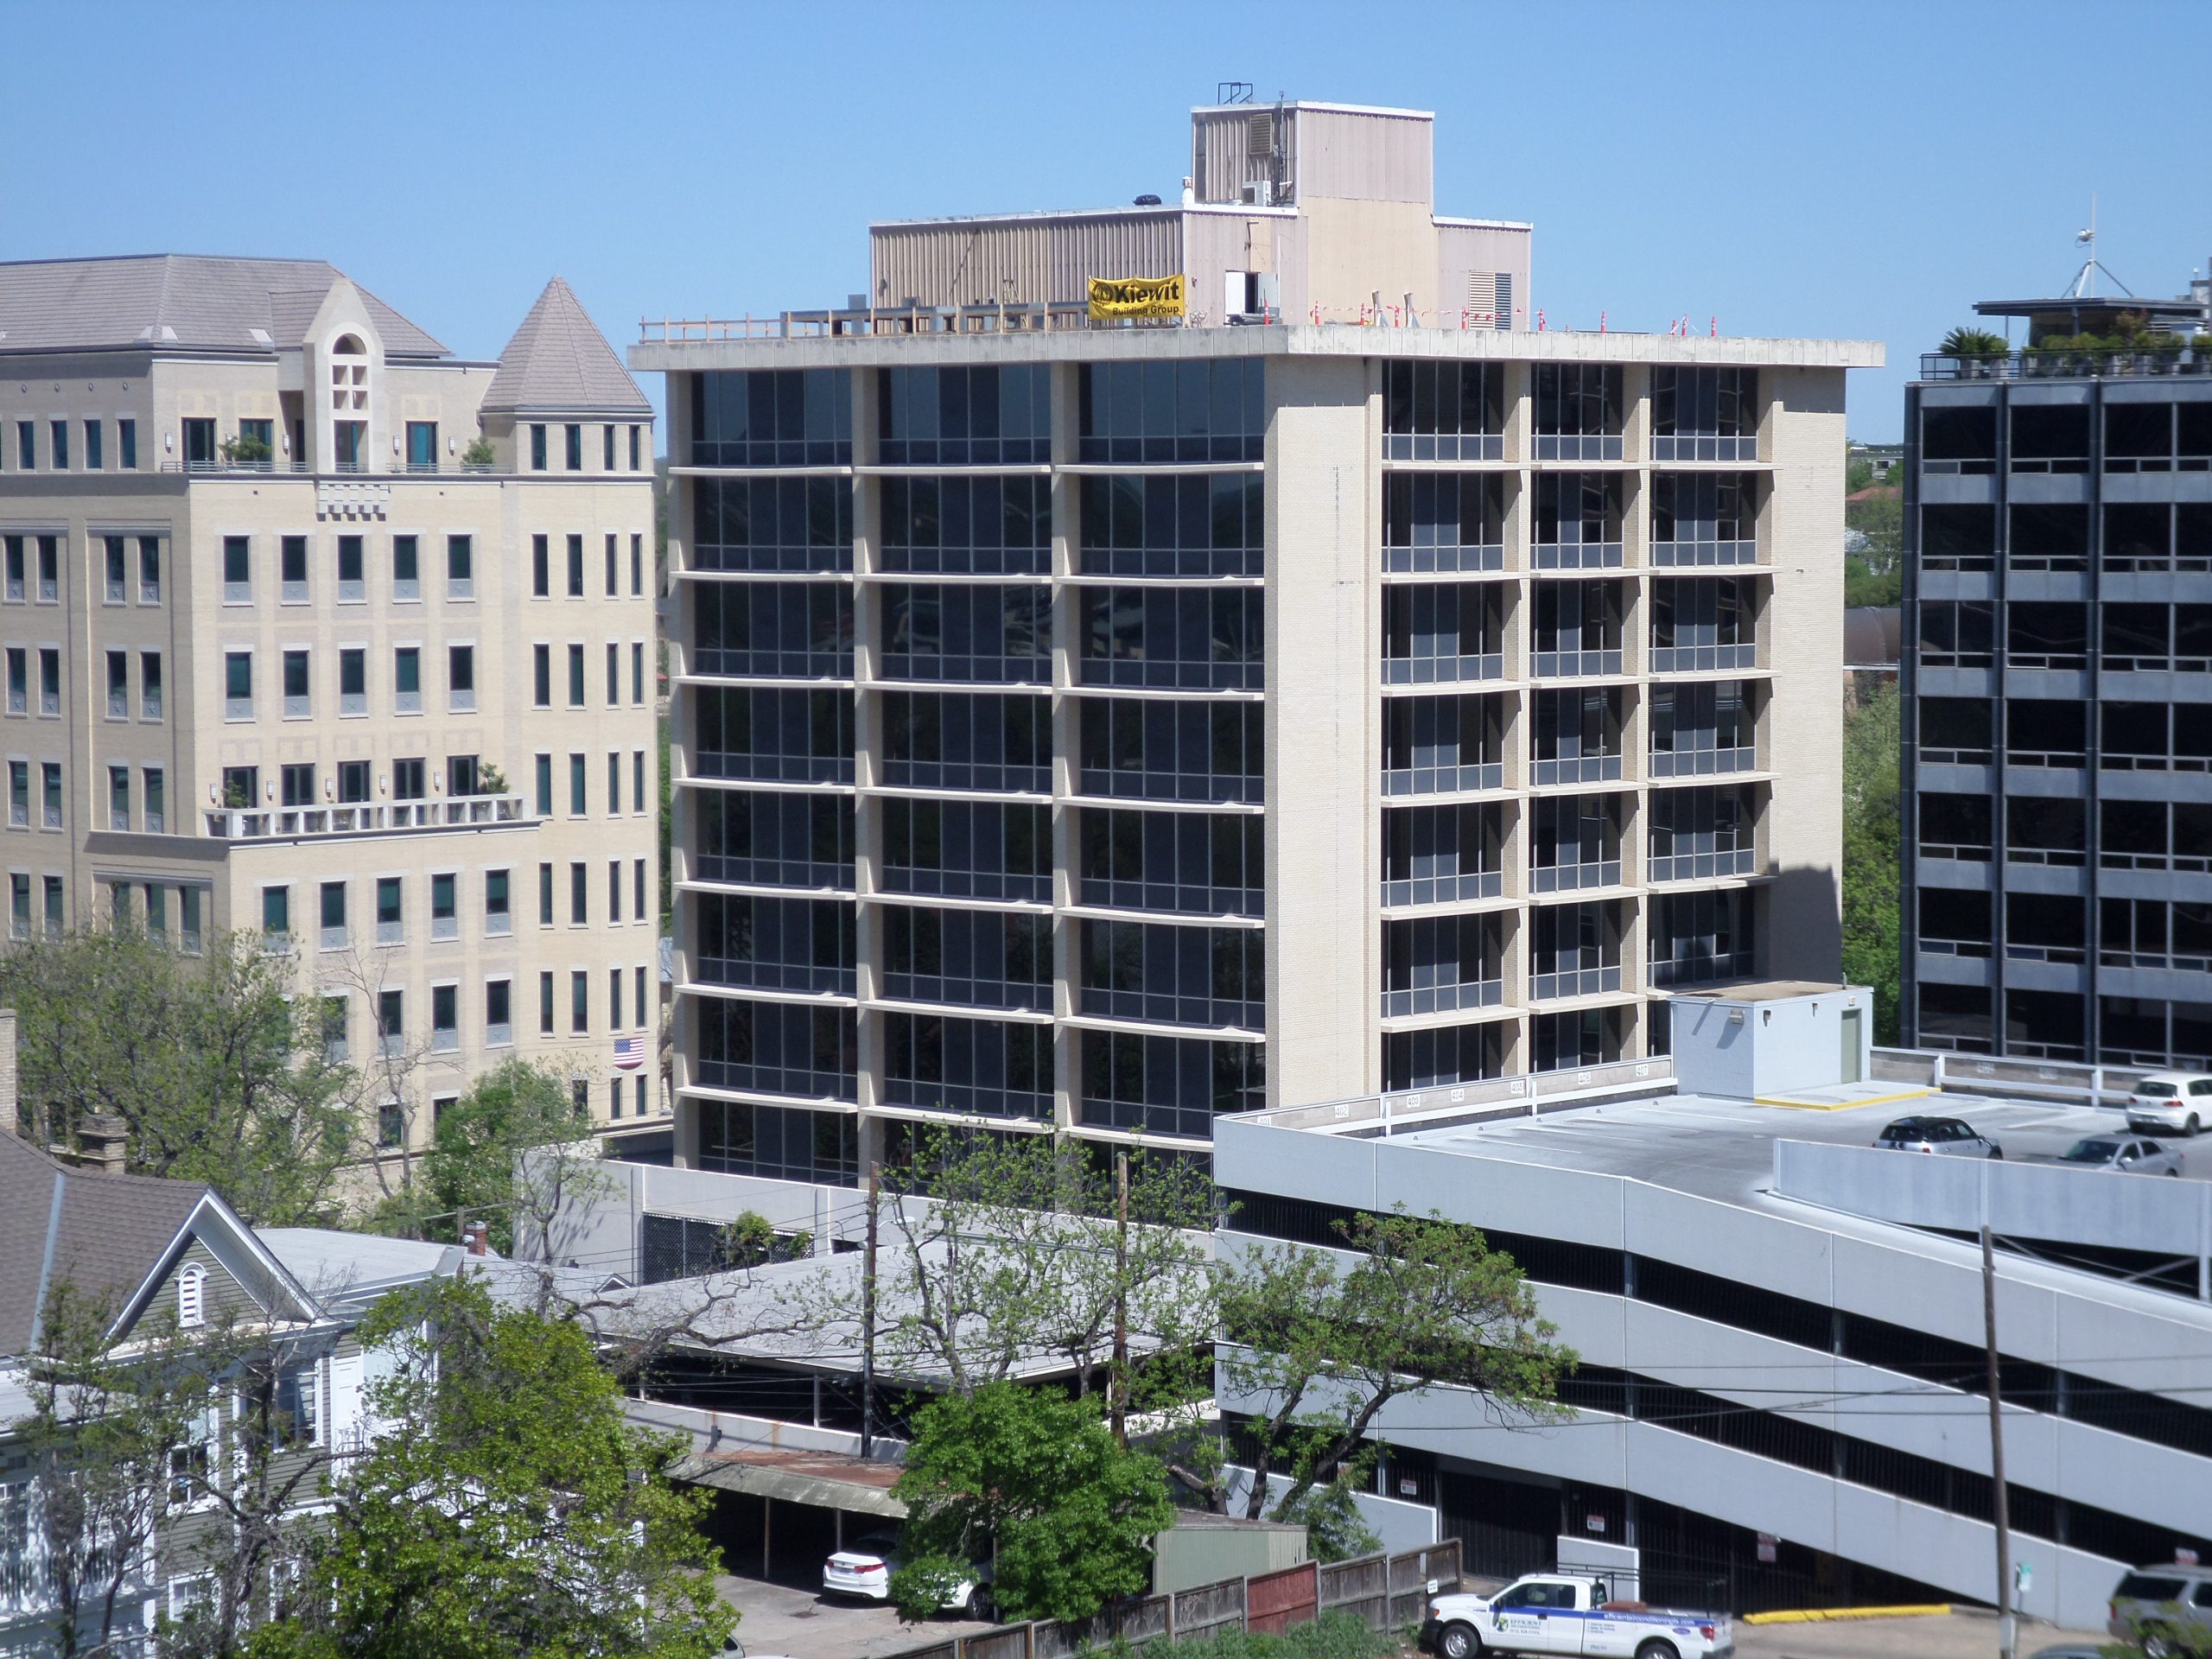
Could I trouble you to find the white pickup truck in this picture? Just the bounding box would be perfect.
[1421,1573,1733,1659]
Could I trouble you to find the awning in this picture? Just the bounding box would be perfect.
[668,1452,908,1520]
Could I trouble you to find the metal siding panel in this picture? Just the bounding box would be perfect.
[1294,109,1432,205]
[870,214,1184,308]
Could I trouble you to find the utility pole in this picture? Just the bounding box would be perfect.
[1982,1224,2015,1659]
[1111,1151,1129,1447]
[861,1164,880,1459]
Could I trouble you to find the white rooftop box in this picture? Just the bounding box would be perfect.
[1667,981,1873,1102]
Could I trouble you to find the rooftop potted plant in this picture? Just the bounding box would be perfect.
[2150,329,2186,373]
[2192,334,2212,372]
[1939,327,2010,378]
[461,434,496,471]
[218,433,272,469]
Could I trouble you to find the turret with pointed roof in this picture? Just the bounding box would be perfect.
[480,276,650,419]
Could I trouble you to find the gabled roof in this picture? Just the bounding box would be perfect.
[256,1228,464,1317]
[480,276,652,416]
[0,254,448,359]
[0,1129,207,1358]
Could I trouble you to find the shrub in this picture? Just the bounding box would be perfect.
[1092,1611,1395,1659]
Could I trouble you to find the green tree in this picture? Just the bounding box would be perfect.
[359,1058,597,1251]
[791,1129,1216,1399]
[1841,681,1903,1042]
[1217,1208,1572,1537]
[0,927,351,1224]
[249,1277,734,1659]
[887,1381,1173,1625]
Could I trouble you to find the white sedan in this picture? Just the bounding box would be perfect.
[823,1534,990,1619]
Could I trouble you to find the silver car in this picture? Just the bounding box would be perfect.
[1873,1115,2004,1158]
[2107,1563,2212,1653]
[2053,1135,2185,1176]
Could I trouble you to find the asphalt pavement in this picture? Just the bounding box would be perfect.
[717,1573,995,1659]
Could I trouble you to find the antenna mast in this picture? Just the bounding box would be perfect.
[2065,195,2134,300]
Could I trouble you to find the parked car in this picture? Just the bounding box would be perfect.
[823,1533,991,1619]
[2127,1072,2212,1137]
[2050,1136,2184,1177]
[1872,1116,2004,1159]
[1421,1573,1732,1658]
[2106,1561,2212,1654]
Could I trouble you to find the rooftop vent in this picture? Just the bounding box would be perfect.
[1134,194,1162,207]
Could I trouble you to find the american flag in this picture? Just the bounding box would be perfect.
[613,1035,646,1071]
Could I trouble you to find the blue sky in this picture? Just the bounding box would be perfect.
[7,0,2210,442]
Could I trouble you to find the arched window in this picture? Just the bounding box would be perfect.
[327,334,369,469]
[177,1263,206,1328]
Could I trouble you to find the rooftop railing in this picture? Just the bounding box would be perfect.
[1232,1056,1676,1134]
[1920,346,2212,382]
[641,302,1182,343]
[162,459,506,477]
[202,794,531,842]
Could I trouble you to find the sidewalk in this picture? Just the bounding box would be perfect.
[1737,1607,2106,1658]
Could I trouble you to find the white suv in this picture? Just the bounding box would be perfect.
[2126,1072,2212,1137]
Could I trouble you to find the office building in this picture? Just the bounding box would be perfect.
[635,103,1878,1186]
[0,256,661,1146]
[1904,281,2212,1066]
[1214,988,2212,1630]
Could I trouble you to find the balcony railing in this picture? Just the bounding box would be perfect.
[1532,648,1624,679]
[1650,948,1757,987]
[1918,839,1993,863]
[1531,754,1623,787]
[1382,869,1502,907]
[1651,435,1757,463]
[1382,977,1502,1019]
[162,459,507,476]
[1650,745,1756,778]
[1382,543,1503,575]
[1920,938,1994,959]
[1533,964,1622,1000]
[1383,652,1503,686]
[201,795,531,841]
[1652,539,1759,568]
[1921,348,2212,381]
[1532,541,1624,570]
[1649,643,1756,674]
[1649,847,1757,882]
[1533,858,1623,894]
[1382,760,1502,798]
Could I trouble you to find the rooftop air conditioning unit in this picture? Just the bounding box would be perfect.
[1239,179,1274,207]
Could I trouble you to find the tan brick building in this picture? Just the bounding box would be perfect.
[0,257,661,1149]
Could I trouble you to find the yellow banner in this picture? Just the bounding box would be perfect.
[1088,274,1186,321]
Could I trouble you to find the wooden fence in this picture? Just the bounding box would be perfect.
[878,1538,1461,1659]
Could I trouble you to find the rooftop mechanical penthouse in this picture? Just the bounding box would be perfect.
[635,102,1881,1184]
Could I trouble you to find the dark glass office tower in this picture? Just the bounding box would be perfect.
[1903,285,2212,1065]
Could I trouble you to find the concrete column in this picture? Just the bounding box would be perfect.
[1265,353,1381,1107]
[1759,367,1848,982]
